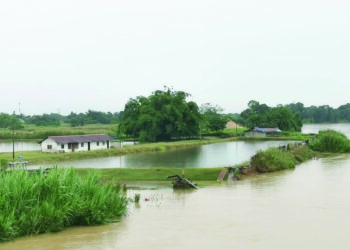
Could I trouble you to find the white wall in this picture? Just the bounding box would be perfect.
[41,139,110,153]
[41,138,60,153]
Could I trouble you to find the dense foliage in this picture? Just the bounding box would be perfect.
[15,111,123,127]
[119,89,201,142]
[200,103,227,132]
[0,168,127,242]
[310,130,350,153]
[286,102,350,123]
[251,146,315,173]
[240,100,303,131]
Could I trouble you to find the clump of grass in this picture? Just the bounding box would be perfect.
[310,130,350,153]
[0,168,127,242]
[134,193,141,203]
[252,148,296,173]
[251,145,315,173]
[0,159,8,172]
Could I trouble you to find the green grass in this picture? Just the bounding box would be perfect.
[77,164,248,182]
[0,124,116,140]
[310,130,350,153]
[0,168,127,242]
[251,145,315,173]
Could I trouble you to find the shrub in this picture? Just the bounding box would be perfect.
[310,130,350,153]
[0,168,127,242]
[251,148,296,173]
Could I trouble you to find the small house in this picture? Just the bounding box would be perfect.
[39,134,112,153]
[244,127,281,137]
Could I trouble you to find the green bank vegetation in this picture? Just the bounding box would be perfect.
[78,165,246,183]
[0,168,127,242]
[309,130,350,153]
[0,124,115,141]
[251,145,316,173]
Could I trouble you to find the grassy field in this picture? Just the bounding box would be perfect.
[0,124,117,140]
[77,163,249,183]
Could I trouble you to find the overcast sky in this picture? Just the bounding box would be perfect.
[0,0,349,115]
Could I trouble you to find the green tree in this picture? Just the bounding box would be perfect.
[120,88,201,142]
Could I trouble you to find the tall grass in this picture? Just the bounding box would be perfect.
[251,146,315,173]
[310,130,350,153]
[0,168,127,242]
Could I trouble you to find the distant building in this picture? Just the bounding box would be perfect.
[244,127,281,137]
[225,120,243,129]
[40,134,112,153]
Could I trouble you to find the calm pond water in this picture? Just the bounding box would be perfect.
[3,154,350,250]
[33,140,294,169]
[302,123,350,138]
[0,141,40,153]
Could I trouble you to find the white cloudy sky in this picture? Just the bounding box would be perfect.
[0,0,349,115]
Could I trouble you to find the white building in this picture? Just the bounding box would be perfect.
[40,134,112,153]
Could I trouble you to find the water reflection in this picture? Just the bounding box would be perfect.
[0,141,40,153]
[33,140,293,169]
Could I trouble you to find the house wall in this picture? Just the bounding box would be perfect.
[41,138,60,153]
[41,139,110,153]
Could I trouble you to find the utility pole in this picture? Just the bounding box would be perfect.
[12,130,15,160]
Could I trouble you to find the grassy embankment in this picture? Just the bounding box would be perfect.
[0,124,116,141]
[0,168,127,242]
[77,162,249,184]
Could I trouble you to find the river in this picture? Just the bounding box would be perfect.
[302,123,350,138]
[3,154,350,250]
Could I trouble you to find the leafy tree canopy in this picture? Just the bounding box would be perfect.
[119,88,202,142]
[240,100,302,131]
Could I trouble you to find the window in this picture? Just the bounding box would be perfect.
[47,145,52,150]
[68,144,72,149]
[61,144,64,149]
[81,143,84,147]
[102,141,105,146]
[97,142,100,146]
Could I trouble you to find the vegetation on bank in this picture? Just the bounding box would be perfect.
[0,168,127,242]
[310,130,350,153]
[251,145,316,173]
[239,100,303,131]
[78,164,247,183]
[0,124,116,140]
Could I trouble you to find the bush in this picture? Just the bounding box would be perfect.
[0,168,127,242]
[310,130,350,153]
[252,148,296,173]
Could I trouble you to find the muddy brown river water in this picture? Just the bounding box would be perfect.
[2,154,350,250]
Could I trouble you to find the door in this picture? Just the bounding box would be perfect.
[88,142,90,151]
[107,140,110,149]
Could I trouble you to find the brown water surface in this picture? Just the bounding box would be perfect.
[2,154,350,250]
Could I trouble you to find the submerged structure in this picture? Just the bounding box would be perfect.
[167,175,198,189]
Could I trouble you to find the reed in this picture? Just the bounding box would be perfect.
[0,168,127,242]
[310,130,350,153]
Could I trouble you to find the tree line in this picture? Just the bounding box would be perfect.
[285,102,350,123]
[0,110,123,128]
